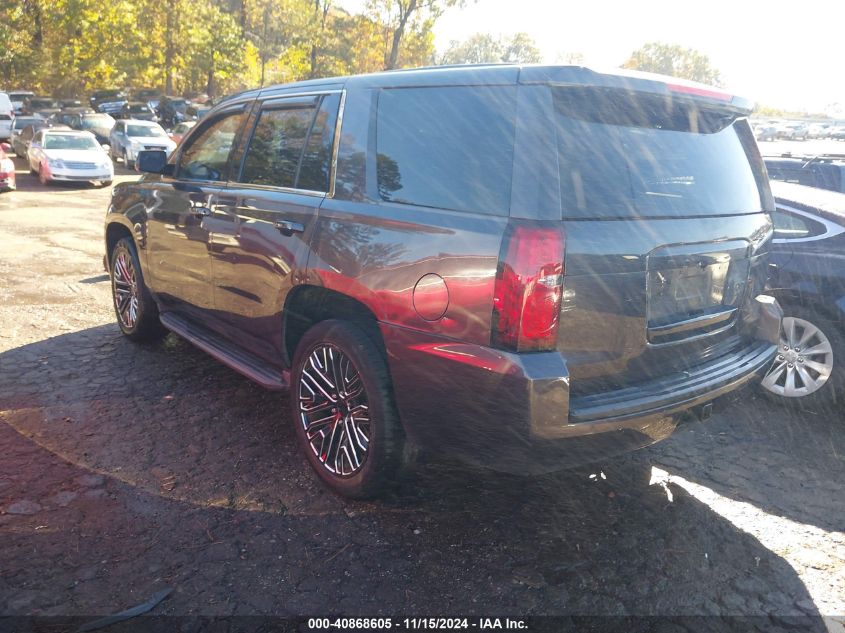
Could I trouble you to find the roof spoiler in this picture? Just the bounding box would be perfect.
[518,66,753,116]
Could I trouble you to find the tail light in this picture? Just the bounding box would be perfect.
[492,222,565,352]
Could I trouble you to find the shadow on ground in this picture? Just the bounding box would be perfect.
[0,325,830,628]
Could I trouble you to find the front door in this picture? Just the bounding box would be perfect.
[145,106,250,321]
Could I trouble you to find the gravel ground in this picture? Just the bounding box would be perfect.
[0,156,843,632]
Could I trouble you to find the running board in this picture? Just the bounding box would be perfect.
[159,312,289,390]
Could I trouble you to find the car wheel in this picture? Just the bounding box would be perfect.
[760,305,844,406]
[110,237,166,342]
[100,180,113,187]
[38,163,51,186]
[290,319,403,499]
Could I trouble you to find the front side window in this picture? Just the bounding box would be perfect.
[127,124,166,138]
[44,134,98,150]
[178,111,246,182]
[376,86,517,215]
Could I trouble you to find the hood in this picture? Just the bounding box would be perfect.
[128,135,175,147]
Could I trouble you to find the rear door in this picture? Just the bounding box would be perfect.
[208,92,342,364]
[144,104,250,320]
[526,83,774,399]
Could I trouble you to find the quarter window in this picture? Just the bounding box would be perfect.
[178,111,246,182]
[771,209,826,239]
[376,86,517,215]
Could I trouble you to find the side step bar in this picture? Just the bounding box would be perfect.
[159,312,289,390]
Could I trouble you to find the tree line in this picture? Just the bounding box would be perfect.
[2,0,467,97]
[2,1,726,101]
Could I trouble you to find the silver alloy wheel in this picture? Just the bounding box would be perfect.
[298,344,370,477]
[762,316,834,397]
[112,251,139,329]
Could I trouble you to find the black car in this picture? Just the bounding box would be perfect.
[765,154,845,194]
[22,96,59,116]
[66,111,116,145]
[155,96,189,128]
[90,89,128,115]
[105,65,780,498]
[764,181,845,403]
[117,101,157,121]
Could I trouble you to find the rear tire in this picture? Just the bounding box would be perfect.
[109,237,166,342]
[290,319,403,499]
[760,304,844,407]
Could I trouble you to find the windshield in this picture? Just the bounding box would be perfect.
[128,105,149,113]
[13,117,39,130]
[30,99,55,109]
[127,124,166,137]
[552,87,765,218]
[80,114,114,129]
[43,134,99,150]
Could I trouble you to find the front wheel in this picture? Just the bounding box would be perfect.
[110,237,166,342]
[760,306,843,405]
[290,320,403,499]
[38,163,50,186]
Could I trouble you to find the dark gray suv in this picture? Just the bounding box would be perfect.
[104,65,781,498]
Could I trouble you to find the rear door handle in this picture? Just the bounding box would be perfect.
[274,220,305,236]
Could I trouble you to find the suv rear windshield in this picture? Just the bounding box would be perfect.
[552,86,764,219]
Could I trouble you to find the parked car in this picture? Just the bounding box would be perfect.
[9,116,42,155]
[8,91,34,114]
[12,121,59,157]
[0,92,14,141]
[831,126,845,141]
[0,143,15,192]
[109,119,175,168]
[50,106,96,128]
[155,96,189,128]
[764,155,845,194]
[58,98,84,109]
[22,96,59,117]
[106,66,780,498]
[90,89,128,115]
[27,128,113,187]
[763,181,845,403]
[168,120,196,144]
[66,111,116,145]
[806,123,830,139]
[755,124,777,142]
[117,102,157,121]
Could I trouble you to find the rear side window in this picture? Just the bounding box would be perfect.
[552,87,764,218]
[239,93,339,192]
[376,86,517,215]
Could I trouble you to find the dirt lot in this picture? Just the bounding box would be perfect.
[0,156,844,632]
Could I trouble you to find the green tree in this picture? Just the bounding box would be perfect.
[367,0,461,70]
[439,32,541,65]
[622,42,722,86]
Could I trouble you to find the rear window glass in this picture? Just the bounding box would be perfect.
[552,87,763,218]
[376,86,517,215]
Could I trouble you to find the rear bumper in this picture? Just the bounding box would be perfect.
[381,296,780,472]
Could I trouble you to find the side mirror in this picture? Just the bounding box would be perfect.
[137,150,169,174]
